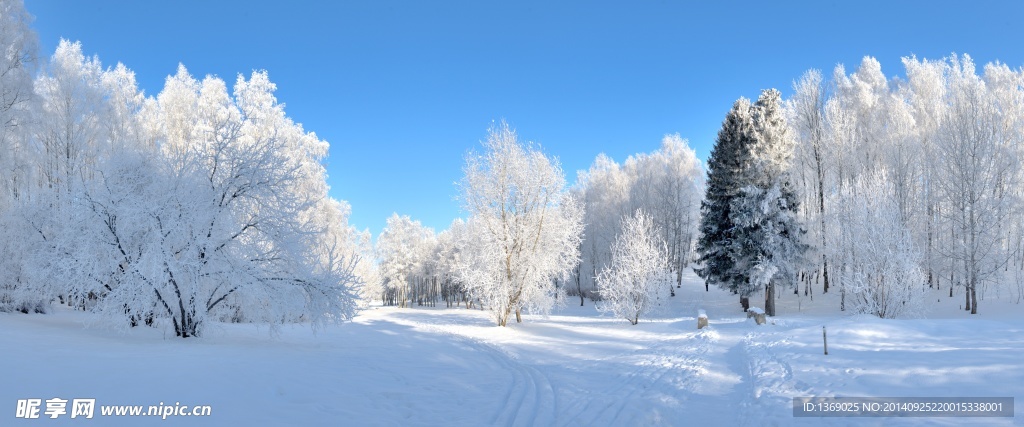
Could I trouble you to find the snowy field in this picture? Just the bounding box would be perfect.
[3,269,1022,426]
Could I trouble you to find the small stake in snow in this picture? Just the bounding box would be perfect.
[823,326,828,355]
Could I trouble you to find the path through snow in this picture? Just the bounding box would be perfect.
[3,269,1023,426]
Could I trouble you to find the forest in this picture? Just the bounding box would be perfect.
[372,55,1024,323]
[3,0,1023,339]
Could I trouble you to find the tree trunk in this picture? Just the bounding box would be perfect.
[822,258,830,294]
[765,283,776,316]
[740,296,749,312]
[970,284,978,314]
[515,308,522,323]
[816,144,829,294]
[575,272,585,306]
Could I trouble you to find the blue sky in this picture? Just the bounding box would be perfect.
[28,1,1024,237]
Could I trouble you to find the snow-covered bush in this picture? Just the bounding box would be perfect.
[0,206,51,314]
[828,171,926,319]
[597,210,672,325]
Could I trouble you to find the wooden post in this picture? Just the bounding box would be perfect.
[823,326,828,355]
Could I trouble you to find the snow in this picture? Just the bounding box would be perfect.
[3,269,1022,426]
[748,306,765,314]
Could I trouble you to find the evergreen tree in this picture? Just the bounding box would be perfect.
[728,182,805,316]
[697,91,808,316]
[695,98,757,309]
[730,89,808,316]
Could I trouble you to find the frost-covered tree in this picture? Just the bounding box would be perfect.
[432,221,471,308]
[935,56,1018,314]
[0,204,51,313]
[828,171,925,319]
[697,91,806,316]
[729,182,806,317]
[696,98,758,307]
[0,3,363,332]
[456,121,583,326]
[443,217,482,309]
[596,210,672,325]
[376,213,435,307]
[34,40,110,196]
[785,54,1024,313]
[0,0,39,312]
[100,62,150,150]
[574,136,703,304]
[312,198,372,311]
[735,89,807,316]
[624,135,703,291]
[900,55,947,289]
[787,69,830,295]
[573,154,631,305]
[54,68,359,337]
[0,0,36,206]
[4,38,132,313]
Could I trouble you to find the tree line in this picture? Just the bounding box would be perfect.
[376,55,1024,323]
[368,122,705,326]
[786,55,1024,316]
[5,0,1021,333]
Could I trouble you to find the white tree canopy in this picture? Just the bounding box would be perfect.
[596,210,672,325]
[456,121,583,326]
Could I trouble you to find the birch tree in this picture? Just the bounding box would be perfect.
[34,39,108,196]
[574,154,630,305]
[787,70,830,295]
[0,0,36,206]
[457,121,583,326]
[935,55,1018,314]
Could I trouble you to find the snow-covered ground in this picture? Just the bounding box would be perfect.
[3,269,1022,426]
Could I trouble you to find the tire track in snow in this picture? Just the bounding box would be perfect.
[488,349,557,427]
[389,317,557,427]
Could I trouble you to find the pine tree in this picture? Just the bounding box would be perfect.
[695,98,758,309]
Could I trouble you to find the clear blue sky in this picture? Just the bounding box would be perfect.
[27,0,1024,237]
